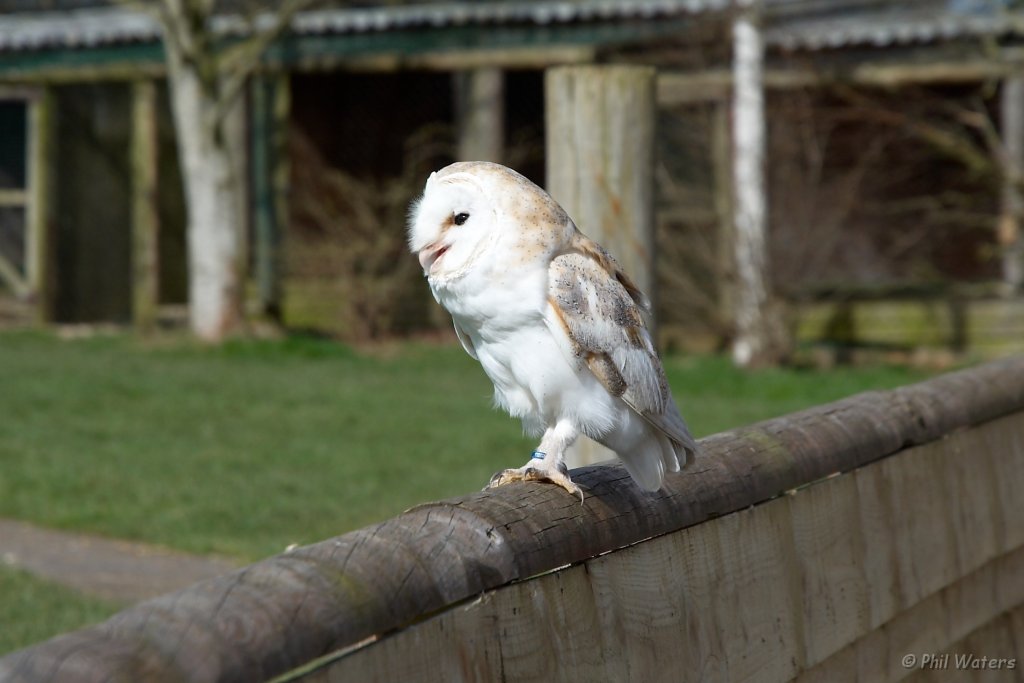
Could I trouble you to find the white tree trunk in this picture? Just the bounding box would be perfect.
[731,5,772,367]
[164,39,245,341]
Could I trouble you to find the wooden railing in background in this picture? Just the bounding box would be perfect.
[2,357,1024,682]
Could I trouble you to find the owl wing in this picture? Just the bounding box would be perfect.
[546,236,698,456]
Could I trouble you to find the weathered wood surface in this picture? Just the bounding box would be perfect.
[795,297,1024,357]
[800,543,1024,682]
[2,357,1024,682]
[903,602,1024,683]
[251,73,290,322]
[545,65,656,315]
[454,67,504,164]
[26,86,54,324]
[131,79,160,330]
[1001,75,1024,295]
[544,64,656,468]
[308,412,1024,682]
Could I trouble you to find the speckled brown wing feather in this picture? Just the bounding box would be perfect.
[569,234,651,313]
[547,240,698,456]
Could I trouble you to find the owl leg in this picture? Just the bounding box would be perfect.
[487,420,583,503]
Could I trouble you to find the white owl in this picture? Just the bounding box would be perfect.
[408,161,697,499]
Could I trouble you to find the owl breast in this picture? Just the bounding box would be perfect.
[433,262,619,438]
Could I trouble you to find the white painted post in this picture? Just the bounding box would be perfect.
[731,0,774,367]
[545,65,656,469]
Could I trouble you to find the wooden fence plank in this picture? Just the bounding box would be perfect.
[799,547,1024,683]
[3,358,1024,682]
[853,459,903,631]
[316,411,1024,682]
[880,438,962,609]
[788,471,871,666]
[991,417,1024,553]
[909,605,1023,683]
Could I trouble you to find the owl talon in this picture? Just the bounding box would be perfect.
[486,464,584,504]
[486,468,518,488]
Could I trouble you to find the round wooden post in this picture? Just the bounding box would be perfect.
[26,87,55,325]
[131,79,160,331]
[1000,76,1024,295]
[454,67,504,163]
[251,73,290,322]
[545,64,656,469]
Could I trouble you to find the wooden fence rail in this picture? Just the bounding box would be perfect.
[3,357,1024,682]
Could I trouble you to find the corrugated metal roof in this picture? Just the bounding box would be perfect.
[0,8,157,51]
[0,0,730,53]
[7,0,1019,57]
[766,1,1024,51]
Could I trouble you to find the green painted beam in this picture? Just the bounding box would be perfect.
[0,19,694,81]
[0,41,166,81]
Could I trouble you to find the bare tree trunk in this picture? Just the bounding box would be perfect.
[165,53,245,340]
[731,2,785,367]
[152,0,310,341]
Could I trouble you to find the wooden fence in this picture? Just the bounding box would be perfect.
[2,357,1024,682]
[795,294,1024,359]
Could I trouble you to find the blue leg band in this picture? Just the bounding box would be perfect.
[531,450,547,460]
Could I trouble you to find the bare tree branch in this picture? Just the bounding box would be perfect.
[211,0,321,128]
[120,0,320,128]
[115,0,210,86]
[832,84,996,178]
[956,95,1024,188]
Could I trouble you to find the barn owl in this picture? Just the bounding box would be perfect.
[408,161,697,499]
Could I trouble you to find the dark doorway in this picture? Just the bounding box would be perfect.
[53,83,132,323]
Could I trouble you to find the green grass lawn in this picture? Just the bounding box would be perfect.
[0,330,935,562]
[0,330,944,655]
[0,566,118,654]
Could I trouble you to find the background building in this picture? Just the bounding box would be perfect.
[1,0,1021,356]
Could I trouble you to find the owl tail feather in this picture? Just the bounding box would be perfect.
[617,432,680,492]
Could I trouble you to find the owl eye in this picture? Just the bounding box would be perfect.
[453,212,470,226]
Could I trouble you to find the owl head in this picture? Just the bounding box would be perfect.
[408,161,571,282]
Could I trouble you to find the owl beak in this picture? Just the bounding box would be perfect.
[418,243,449,273]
